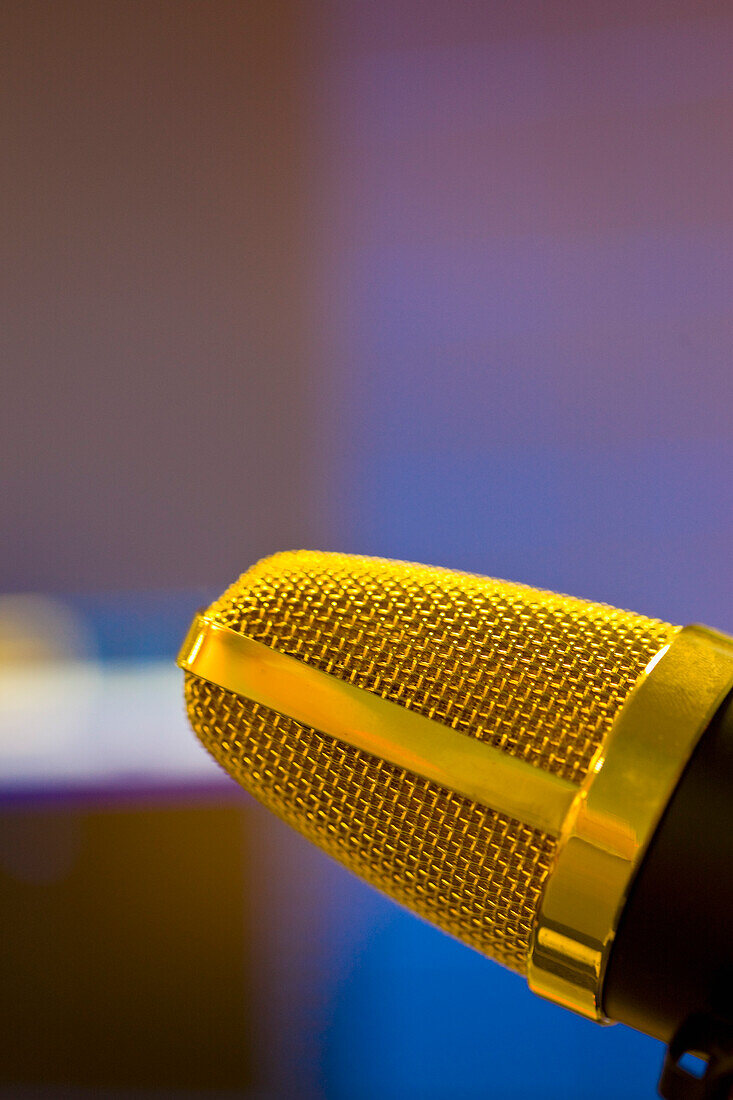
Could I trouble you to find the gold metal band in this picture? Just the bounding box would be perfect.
[179,613,733,1021]
[528,624,733,1021]
[177,613,579,836]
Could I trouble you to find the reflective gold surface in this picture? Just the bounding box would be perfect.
[178,614,579,836]
[179,550,675,971]
[529,624,733,1020]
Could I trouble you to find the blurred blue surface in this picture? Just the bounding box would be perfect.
[321,900,661,1099]
[66,589,218,660]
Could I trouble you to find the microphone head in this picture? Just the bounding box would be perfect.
[181,551,677,975]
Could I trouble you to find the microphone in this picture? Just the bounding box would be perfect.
[177,551,733,1097]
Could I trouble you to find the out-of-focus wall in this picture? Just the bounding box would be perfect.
[3,4,733,1098]
[1,0,318,592]
[313,1,733,633]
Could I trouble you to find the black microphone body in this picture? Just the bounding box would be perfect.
[604,689,733,1047]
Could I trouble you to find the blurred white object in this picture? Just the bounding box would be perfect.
[0,595,224,792]
[0,659,223,790]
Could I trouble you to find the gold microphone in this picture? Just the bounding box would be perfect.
[178,551,733,1094]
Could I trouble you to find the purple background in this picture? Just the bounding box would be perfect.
[2,3,732,1097]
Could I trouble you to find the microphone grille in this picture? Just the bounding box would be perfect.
[184,551,676,971]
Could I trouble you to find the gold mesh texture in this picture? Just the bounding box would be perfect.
[184,551,678,972]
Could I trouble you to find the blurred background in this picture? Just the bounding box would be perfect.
[1,2,732,1097]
